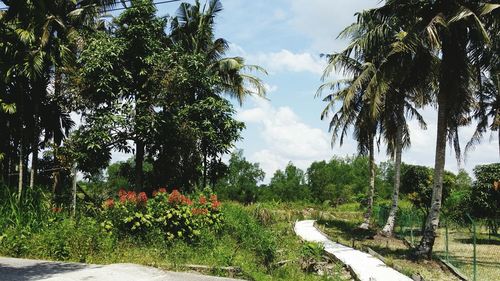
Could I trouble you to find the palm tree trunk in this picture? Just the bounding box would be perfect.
[415,95,448,258]
[17,145,23,202]
[29,139,38,189]
[360,137,375,229]
[29,77,44,189]
[135,139,144,191]
[52,148,60,197]
[382,125,403,236]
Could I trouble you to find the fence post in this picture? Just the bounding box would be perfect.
[466,214,477,281]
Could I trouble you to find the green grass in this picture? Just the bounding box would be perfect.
[0,191,352,281]
[421,227,500,281]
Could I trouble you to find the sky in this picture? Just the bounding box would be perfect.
[107,0,498,181]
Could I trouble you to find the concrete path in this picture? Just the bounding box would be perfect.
[0,257,242,281]
[294,220,412,281]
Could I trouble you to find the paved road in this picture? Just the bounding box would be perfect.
[0,257,242,281]
[294,220,413,281]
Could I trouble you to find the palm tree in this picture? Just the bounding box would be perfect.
[1,0,121,194]
[170,0,267,104]
[318,52,383,229]
[466,8,500,157]
[370,0,496,257]
[169,0,267,188]
[319,10,433,230]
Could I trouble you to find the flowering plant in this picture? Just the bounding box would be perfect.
[100,188,223,241]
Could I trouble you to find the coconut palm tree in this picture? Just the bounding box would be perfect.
[169,0,267,188]
[318,51,384,229]
[319,10,433,231]
[170,0,267,105]
[466,8,500,157]
[369,0,496,258]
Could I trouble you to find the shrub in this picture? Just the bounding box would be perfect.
[100,188,223,241]
[299,242,324,272]
[223,203,276,267]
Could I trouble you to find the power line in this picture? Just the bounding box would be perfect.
[0,0,183,12]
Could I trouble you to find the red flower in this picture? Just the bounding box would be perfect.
[152,190,158,197]
[211,201,221,210]
[118,188,127,197]
[210,194,218,202]
[158,187,167,193]
[51,207,62,213]
[138,192,148,204]
[126,191,137,203]
[119,195,127,203]
[104,198,115,208]
[168,190,182,204]
[181,195,193,206]
[199,195,207,205]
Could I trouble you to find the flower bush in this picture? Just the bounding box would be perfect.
[100,188,223,241]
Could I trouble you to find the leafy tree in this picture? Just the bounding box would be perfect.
[70,0,167,192]
[215,150,265,204]
[399,163,456,229]
[469,163,500,234]
[265,163,310,202]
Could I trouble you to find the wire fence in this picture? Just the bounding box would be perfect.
[374,206,500,281]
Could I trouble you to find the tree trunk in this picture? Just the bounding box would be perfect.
[202,151,207,189]
[360,137,376,230]
[29,76,44,189]
[382,124,403,236]
[135,139,144,191]
[17,145,23,202]
[29,140,38,189]
[414,92,448,258]
[71,164,77,217]
[52,148,61,199]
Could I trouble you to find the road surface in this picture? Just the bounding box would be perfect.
[0,257,242,281]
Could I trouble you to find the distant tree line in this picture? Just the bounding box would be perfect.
[213,151,498,234]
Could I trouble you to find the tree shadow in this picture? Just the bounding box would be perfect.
[367,244,412,259]
[455,238,500,245]
[317,218,376,241]
[0,259,91,281]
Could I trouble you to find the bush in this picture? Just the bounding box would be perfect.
[299,242,324,272]
[0,216,116,262]
[100,188,223,241]
[223,203,276,268]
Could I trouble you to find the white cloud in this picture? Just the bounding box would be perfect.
[237,97,333,181]
[264,83,278,93]
[252,49,325,75]
[230,43,326,76]
[289,0,382,53]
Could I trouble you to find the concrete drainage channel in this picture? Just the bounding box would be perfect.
[294,220,413,281]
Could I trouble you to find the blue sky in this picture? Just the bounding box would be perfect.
[0,1,494,181]
[137,0,497,181]
[14,0,488,182]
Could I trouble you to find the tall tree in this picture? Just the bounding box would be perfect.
[369,0,496,257]
[318,55,381,229]
[0,0,121,194]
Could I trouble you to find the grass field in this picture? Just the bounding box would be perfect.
[313,206,500,281]
[430,227,500,281]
